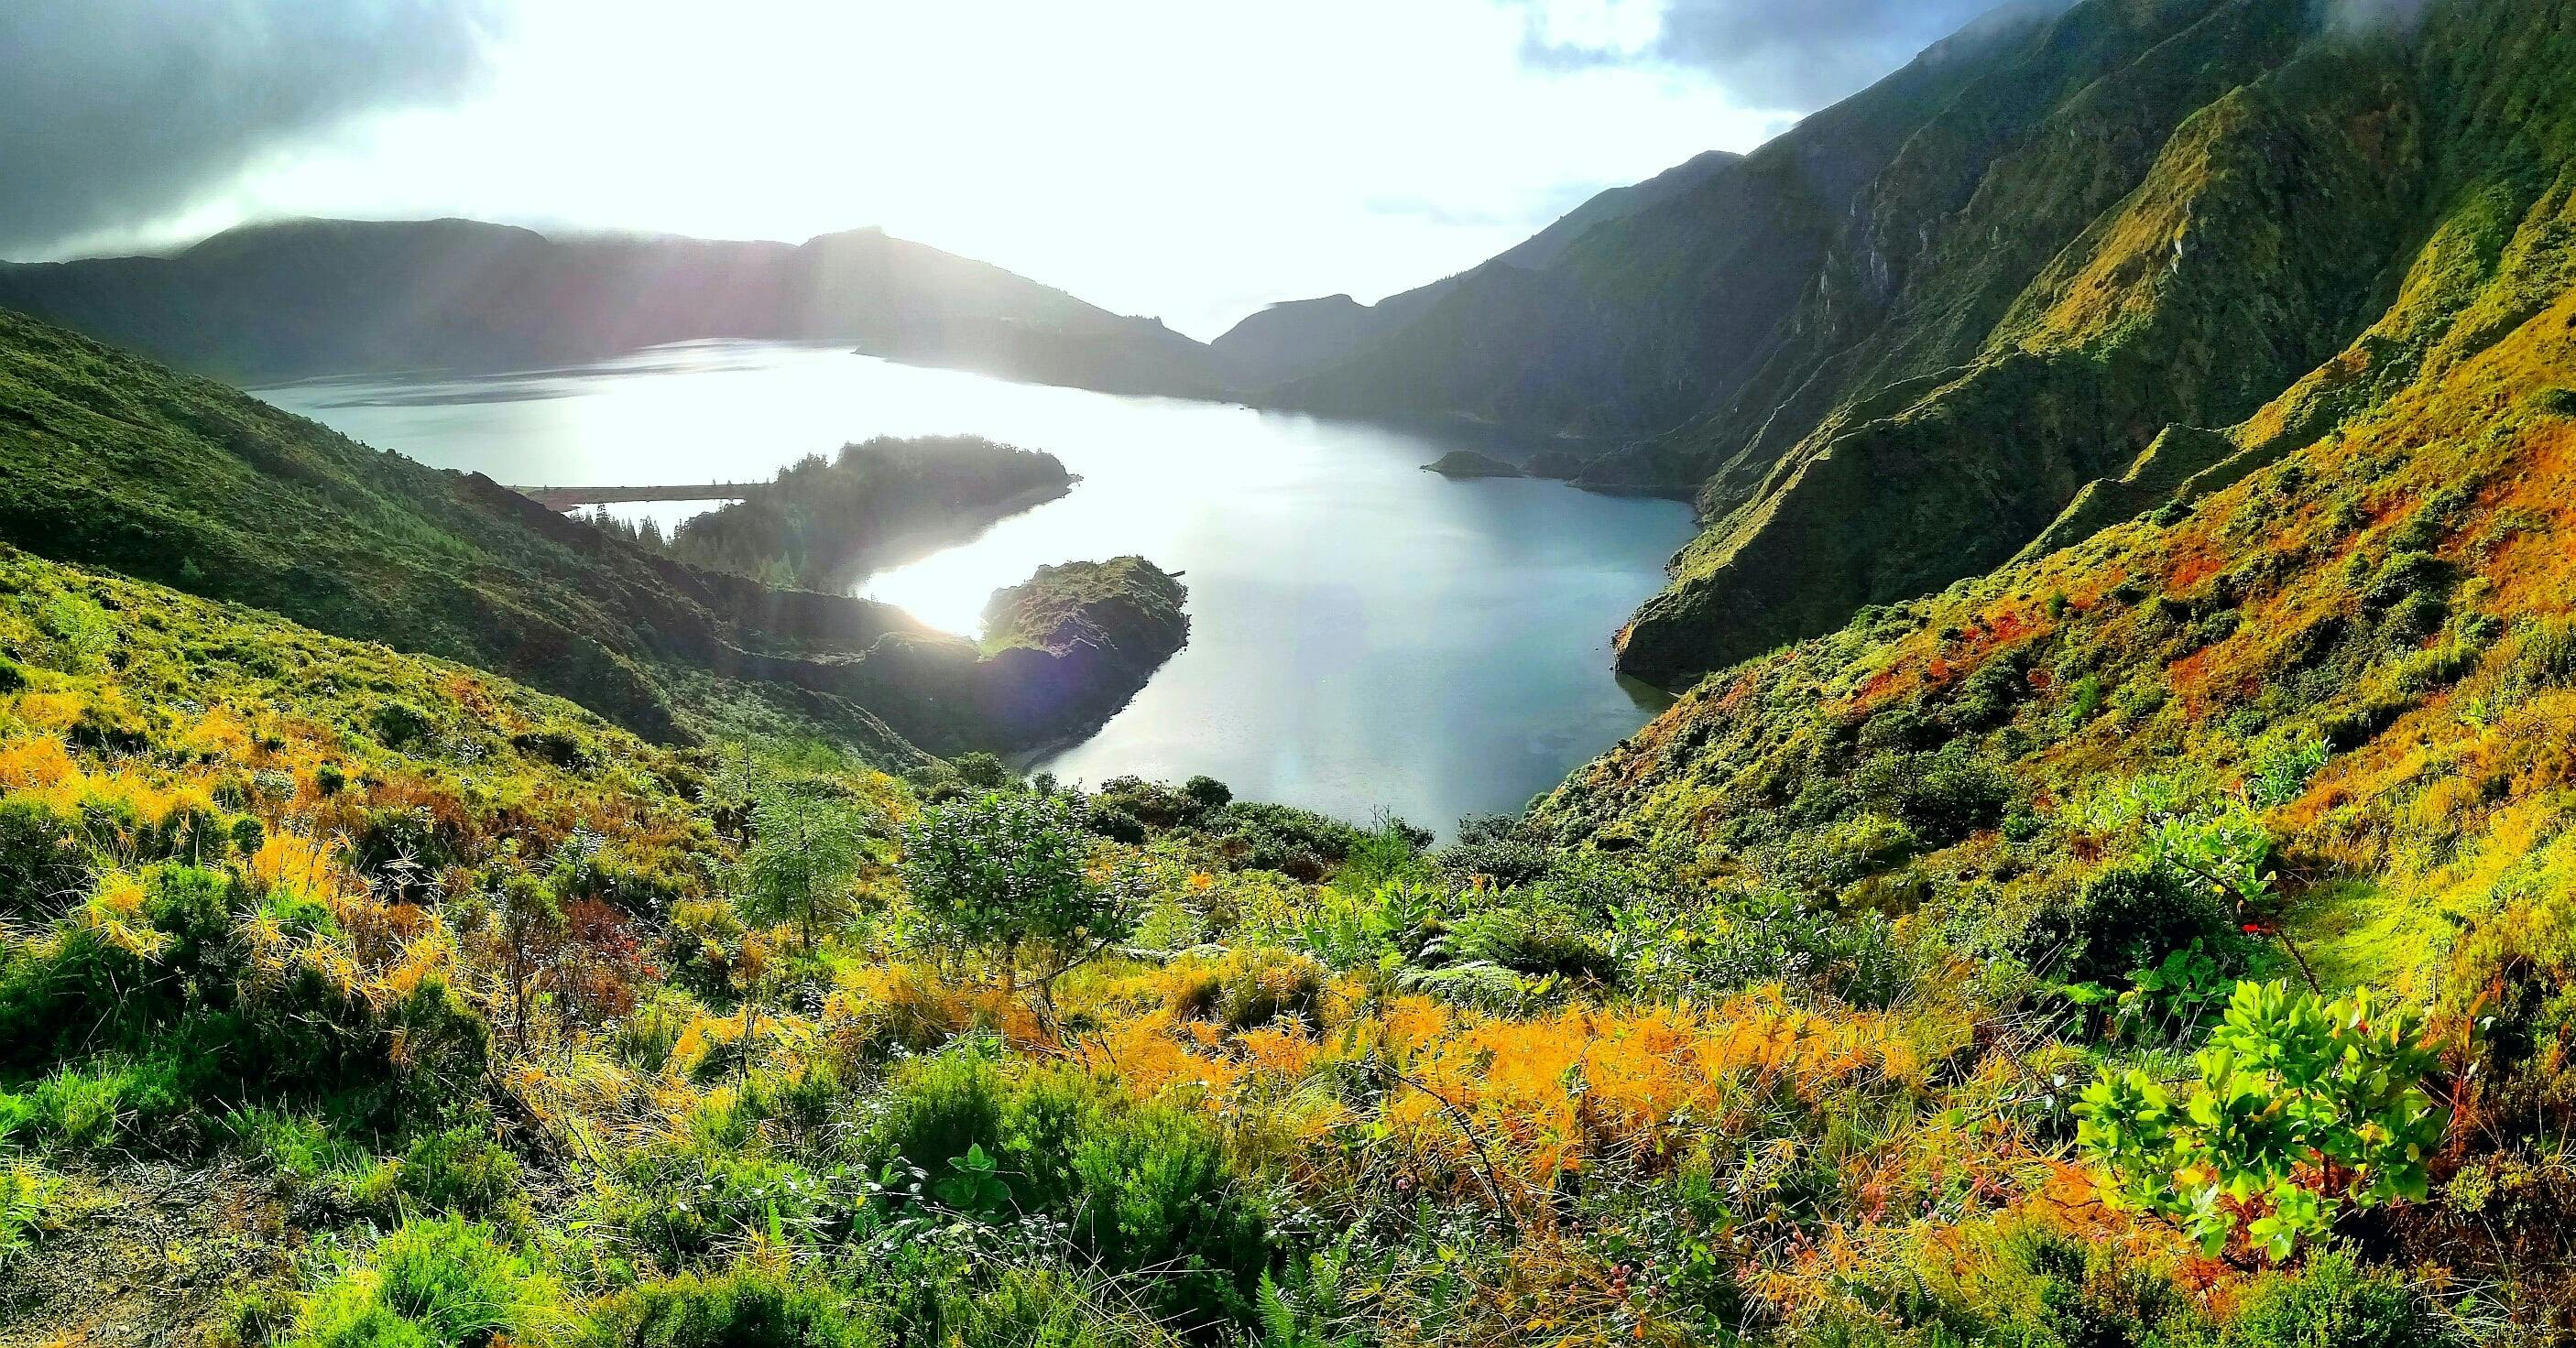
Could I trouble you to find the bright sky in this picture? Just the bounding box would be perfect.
[4,1,2021,340]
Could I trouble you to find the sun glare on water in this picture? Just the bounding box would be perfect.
[861,550,1012,642]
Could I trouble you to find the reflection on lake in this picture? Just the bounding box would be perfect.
[261,342,1697,832]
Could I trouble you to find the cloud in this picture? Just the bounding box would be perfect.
[0,0,506,256]
[2322,0,2430,38]
[1513,0,2074,109]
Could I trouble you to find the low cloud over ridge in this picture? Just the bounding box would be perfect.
[1514,0,2078,109]
[0,0,505,256]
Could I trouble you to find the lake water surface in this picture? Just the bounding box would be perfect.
[261,341,1696,832]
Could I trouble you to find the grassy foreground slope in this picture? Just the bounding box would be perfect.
[0,309,1180,758]
[4,283,2570,1339]
[0,523,2503,1346]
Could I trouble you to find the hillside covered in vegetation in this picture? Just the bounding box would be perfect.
[0,309,1184,759]
[1264,0,2576,699]
[7,0,2576,1343]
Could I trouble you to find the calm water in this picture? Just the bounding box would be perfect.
[260,341,1695,832]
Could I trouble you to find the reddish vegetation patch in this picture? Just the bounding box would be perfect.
[2167,550,2224,593]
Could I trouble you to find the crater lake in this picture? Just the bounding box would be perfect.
[260,340,1697,833]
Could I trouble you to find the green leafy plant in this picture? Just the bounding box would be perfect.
[740,774,876,950]
[932,1142,1012,1212]
[899,791,1127,998]
[2245,733,2332,810]
[2075,980,2447,1263]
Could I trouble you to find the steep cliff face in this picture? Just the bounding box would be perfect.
[1544,106,2576,954]
[1263,0,2573,692]
[1621,27,2435,680]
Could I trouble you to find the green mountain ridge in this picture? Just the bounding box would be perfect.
[1208,150,1745,389]
[1263,0,2576,691]
[0,217,1227,397]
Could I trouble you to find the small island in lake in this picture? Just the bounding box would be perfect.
[845,557,1191,751]
[1422,450,1526,479]
[660,435,1075,588]
[973,557,1191,744]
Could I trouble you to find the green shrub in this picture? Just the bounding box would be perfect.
[1445,888,1614,983]
[581,1266,874,1348]
[2221,1247,2464,1347]
[1210,802,1371,881]
[1437,814,1554,886]
[863,1055,1271,1333]
[1854,742,2015,843]
[2362,549,2452,612]
[1085,803,1149,844]
[2028,864,2243,985]
[949,752,1013,789]
[1181,775,1232,811]
[0,797,86,919]
[2077,982,2445,1261]
[900,792,1124,974]
[1090,776,1215,830]
[371,699,433,750]
[291,1216,558,1348]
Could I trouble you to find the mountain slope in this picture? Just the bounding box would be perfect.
[0,218,1228,396]
[1617,0,2576,684]
[1209,150,1741,390]
[1540,74,2576,994]
[1263,0,2574,692]
[0,307,1182,758]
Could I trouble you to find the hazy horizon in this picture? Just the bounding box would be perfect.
[0,1,2045,340]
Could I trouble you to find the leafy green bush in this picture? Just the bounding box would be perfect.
[1437,815,1554,887]
[0,798,86,919]
[291,1216,559,1348]
[1443,887,1615,983]
[1853,742,2015,843]
[581,1266,875,1348]
[2362,549,2453,613]
[2076,981,2446,1261]
[1209,803,1372,881]
[2027,864,2245,985]
[371,699,434,750]
[862,1054,1271,1333]
[900,792,1124,983]
[740,775,874,947]
[2219,1247,2465,1347]
[1181,775,1233,811]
